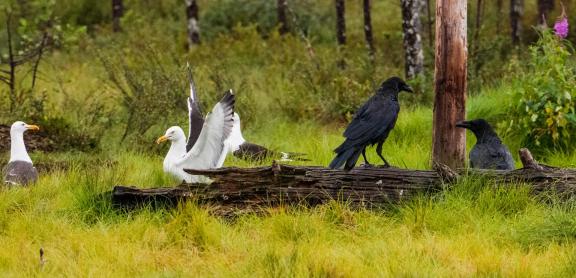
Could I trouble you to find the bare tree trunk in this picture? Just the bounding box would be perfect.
[277,0,289,35]
[471,0,484,75]
[363,0,375,62]
[335,0,346,45]
[185,0,200,46]
[496,0,503,34]
[432,0,467,170]
[335,0,346,68]
[112,0,123,32]
[510,0,523,44]
[6,13,16,113]
[112,152,576,212]
[537,0,554,26]
[424,0,434,48]
[401,0,424,79]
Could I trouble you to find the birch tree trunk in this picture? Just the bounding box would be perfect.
[432,0,467,170]
[510,0,523,44]
[401,0,424,79]
[363,0,375,62]
[112,0,123,32]
[277,0,289,35]
[185,0,200,46]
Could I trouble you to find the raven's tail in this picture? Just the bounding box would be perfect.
[329,147,358,169]
[344,149,362,170]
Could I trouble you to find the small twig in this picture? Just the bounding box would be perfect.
[31,32,49,90]
[39,247,46,268]
[519,148,544,170]
[433,161,459,183]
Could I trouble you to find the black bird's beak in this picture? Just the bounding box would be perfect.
[402,84,414,93]
[455,120,470,128]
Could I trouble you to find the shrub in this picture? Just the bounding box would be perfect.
[99,44,186,143]
[507,30,576,151]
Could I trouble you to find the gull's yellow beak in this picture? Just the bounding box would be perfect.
[26,124,40,131]
[156,135,168,144]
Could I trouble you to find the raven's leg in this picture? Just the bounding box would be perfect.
[361,148,372,166]
[376,142,390,167]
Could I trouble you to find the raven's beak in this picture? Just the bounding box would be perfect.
[455,121,470,128]
[403,84,414,93]
[156,135,168,144]
[26,124,40,131]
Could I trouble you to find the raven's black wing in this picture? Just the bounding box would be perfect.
[339,96,400,149]
[185,63,205,152]
[470,142,515,170]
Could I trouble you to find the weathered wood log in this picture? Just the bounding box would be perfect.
[112,154,576,210]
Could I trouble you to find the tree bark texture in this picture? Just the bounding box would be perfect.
[335,0,346,45]
[112,159,576,211]
[186,0,200,46]
[277,0,289,35]
[363,0,375,62]
[537,0,554,26]
[112,0,123,32]
[432,0,467,170]
[401,0,425,79]
[510,0,523,44]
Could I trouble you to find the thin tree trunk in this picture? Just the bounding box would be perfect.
[363,0,375,63]
[471,0,483,75]
[424,0,434,48]
[537,0,554,26]
[335,0,346,68]
[335,0,346,45]
[401,0,425,79]
[496,0,503,34]
[112,0,123,32]
[185,0,200,46]
[510,0,523,44]
[432,0,467,169]
[277,0,289,35]
[6,13,16,113]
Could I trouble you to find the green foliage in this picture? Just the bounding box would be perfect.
[507,30,576,151]
[201,0,325,41]
[98,44,186,144]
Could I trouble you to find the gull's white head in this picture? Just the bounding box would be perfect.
[11,121,40,135]
[156,126,186,144]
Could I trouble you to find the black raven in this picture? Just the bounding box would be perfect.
[329,77,413,170]
[456,119,515,170]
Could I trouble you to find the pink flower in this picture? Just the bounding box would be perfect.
[554,17,569,38]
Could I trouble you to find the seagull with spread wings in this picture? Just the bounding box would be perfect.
[156,91,235,183]
[185,63,307,163]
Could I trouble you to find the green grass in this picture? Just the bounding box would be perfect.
[2,90,576,276]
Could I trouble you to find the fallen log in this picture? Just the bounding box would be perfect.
[112,149,576,209]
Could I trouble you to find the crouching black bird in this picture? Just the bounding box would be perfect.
[329,77,413,170]
[456,119,515,170]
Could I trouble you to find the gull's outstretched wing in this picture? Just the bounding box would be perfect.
[186,62,206,152]
[177,90,235,170]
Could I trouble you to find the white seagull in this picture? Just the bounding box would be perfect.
[185,63,307,162]
[3,121,40,186]
[156,91,235,183]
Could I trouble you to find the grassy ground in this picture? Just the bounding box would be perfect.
[2,89,576,277]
